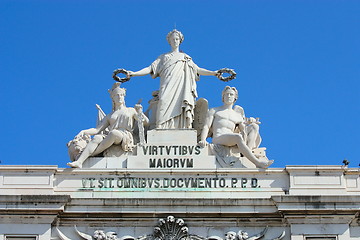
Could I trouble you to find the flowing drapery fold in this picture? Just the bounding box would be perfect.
[150,52,199,128]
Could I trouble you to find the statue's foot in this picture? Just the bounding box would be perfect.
[67,161,82,168]
[256,157,274,168]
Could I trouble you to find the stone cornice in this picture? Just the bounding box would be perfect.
[272,195,360,224]
[0,195,70,224]
[56,197,285,226]
[0,195,70,214]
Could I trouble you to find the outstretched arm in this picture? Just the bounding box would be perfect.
[198,68,219,77]
[127,66,152,78]
[76,117,109,138]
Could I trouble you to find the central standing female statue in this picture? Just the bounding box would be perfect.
[127,30,220,129]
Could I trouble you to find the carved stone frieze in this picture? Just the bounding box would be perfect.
[56,216,285,240]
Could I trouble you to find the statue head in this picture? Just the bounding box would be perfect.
[67,134,91,162]
[109,82,126,109]
[166,29,184,46]
[148,90,159,104]
[109,82,126,97]
[222,86,238,104]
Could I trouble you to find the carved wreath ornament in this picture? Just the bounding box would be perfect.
[113,69,130,83]
[56,216,285,240]
[216,68,236,82]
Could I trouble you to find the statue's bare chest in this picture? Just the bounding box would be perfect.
[215,109,242,124]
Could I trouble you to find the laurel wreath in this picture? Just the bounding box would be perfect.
[217,68,236,82]
[112,69,130,83]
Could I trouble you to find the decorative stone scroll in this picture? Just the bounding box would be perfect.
[56,216,285,240]
[151,216,196,240]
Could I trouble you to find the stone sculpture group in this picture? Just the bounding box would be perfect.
[67,83,149,168]
[67,29,273,169]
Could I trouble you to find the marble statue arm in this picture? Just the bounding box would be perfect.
[233,105,246,133]
[198,108,215,147]
[198,68,220,77]
[76,117,109,138]
[127,66,152,77]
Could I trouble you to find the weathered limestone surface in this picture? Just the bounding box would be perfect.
[0,195,70,240]
[0,165,360,239]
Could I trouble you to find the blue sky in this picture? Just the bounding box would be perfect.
[1,0,359,168]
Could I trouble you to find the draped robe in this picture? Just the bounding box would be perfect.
[104,108,134,151]
[150,52,199,129]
